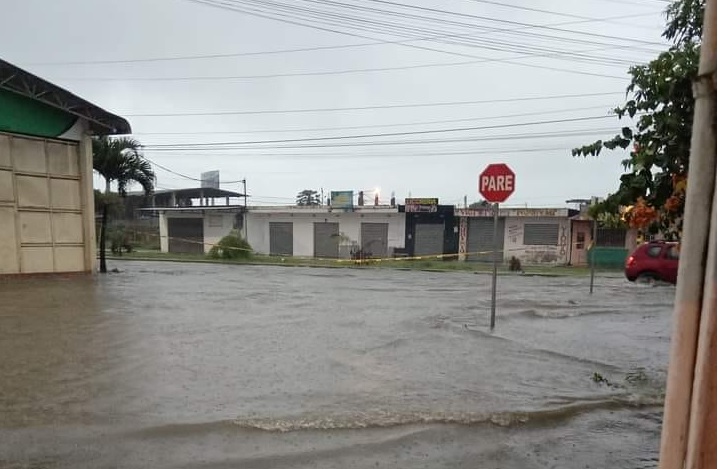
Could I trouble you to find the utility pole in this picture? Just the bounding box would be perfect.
[242,179,248,240]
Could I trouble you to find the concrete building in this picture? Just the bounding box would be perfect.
[456,207,576,265]
[245,205,405,258]
[0,59,130,275]
[399,198,458,258]
[145,188,246,254]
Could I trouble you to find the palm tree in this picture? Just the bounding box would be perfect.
[93,136,155,273]
[296,189,321,206]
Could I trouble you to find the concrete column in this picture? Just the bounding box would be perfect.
[458,217,468,261]
[78,133,96,273]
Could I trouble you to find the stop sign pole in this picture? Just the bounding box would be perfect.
[478,164,516,330]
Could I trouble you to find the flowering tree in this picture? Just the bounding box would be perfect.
[573,0,704,240]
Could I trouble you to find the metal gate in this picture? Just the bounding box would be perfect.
[269,222,293,256]
[167,218,204,254]
[414,223,444,257]
[314,222,339,258]
[361,223,388,257]
[467,218,505,262]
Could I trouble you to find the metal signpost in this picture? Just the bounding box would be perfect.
[478,163,516,330]
[589,217,597,295]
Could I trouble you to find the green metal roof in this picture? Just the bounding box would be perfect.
[0,58,131,135]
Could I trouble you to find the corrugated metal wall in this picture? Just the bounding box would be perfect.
[360,223,388,257]
[269,222,293,256]
[313,222,339,258]
[467,218,505,262]
[414,223,444,257]
[167,218,204,254]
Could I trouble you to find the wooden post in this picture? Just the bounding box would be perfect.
[659,0,716,467]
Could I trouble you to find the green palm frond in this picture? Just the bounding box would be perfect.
[93,136,155,196]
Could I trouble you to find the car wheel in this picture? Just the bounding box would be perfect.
[636,272,660,284]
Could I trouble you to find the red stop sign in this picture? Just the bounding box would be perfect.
[479,163,515,203]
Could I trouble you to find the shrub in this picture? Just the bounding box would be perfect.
[208,231,252,260]
[508,256,523,272]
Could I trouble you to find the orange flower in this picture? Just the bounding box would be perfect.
[664,196,681,213]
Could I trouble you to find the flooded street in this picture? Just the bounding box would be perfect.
[0,261,674,468]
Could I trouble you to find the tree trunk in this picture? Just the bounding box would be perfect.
[99,202,108,273]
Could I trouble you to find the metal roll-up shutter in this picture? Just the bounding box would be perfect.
[361,223,388,258]
[523,223,559,245]
[467,218,505,262]
[269,222,293,256]
[314,222,339,258]
[414,223,444,257]
[168,218,204,254]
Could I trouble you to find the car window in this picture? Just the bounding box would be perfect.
[666,245,680,260]
[646,245,663,257]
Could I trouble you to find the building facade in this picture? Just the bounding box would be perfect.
[245,205,405,258]
[456,207,575,265]
[399,199,458,258]
[0,59,130,275]
[157,207,244,254]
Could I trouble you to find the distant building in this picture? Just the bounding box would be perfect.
[0,59,130,275]
[455,207,578,265]
[398,198,458,259]
[245,205,405,258]
[141,187,246,254]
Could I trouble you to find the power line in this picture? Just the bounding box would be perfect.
[54,52,633,82]
[145,157,247,183]
[122,90,621,117]
[461,0,661,27]
[330,0,665,45]
[141,115,613,148]
[129,104,617,135]
[141,126,619,150]
[144,144,600,159]
[183,0,640,79]
[22,10,659,66]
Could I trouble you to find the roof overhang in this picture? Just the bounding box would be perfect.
[0,59,131,135]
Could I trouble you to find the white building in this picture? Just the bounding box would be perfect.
[245,205,405,258]
[456,207,574,265]
[147,187,246,254]
[157,207,243,254]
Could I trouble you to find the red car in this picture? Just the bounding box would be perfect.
[625,241,680,284]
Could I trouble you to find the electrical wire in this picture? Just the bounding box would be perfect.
[121,90,622,117]
[129,104,618,135]
[23,10,660,66]
[141,115,614,149]
[141,126,620,151]
[183,0,647,79]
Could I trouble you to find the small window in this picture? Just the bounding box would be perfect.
[646,245,662,258]
[576,232,585,250]
[523,224,559,245]
[208,215,223,227]
[665,245,680,260]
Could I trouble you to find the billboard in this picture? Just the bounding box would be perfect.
[201,171,220,189]
[330,191,354,210]
[405,197,438,213]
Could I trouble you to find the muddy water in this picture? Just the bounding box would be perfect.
[0,261,673,468]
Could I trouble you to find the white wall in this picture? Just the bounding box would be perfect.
[246,211,405,257]
[503,217,571,265]
[203,213,236,253]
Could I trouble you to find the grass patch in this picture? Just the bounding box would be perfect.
[111,250,622,277]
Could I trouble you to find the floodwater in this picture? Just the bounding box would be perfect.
[0,261,674,468]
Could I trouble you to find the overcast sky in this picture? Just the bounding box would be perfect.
[2,0,670,207]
